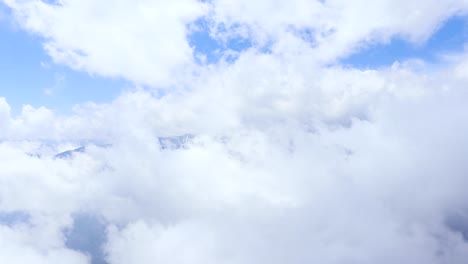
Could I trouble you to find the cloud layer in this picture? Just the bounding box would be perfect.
[2,0,468,263]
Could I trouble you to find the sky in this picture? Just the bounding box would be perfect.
[0,2,127,115]
[2,1,468,264]
[1,2,468,114]
[342,15,468,67]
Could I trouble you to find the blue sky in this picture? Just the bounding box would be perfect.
[0,2,467,115]
[0,3,126,115]
[341,15,468,68]
[189,18,252,64]
[0,22,126,114]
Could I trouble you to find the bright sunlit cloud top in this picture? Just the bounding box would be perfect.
[1,1,468,264]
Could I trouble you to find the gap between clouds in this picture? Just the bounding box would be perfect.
[3,0,468,86]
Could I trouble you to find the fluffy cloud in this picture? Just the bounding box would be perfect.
[209,0,468,61]
[0,224,89,264]
[0,59,428,141]
[2,0,208,86]
[2,56,468,263]
[2,1,468,264]
[4,0,468,86]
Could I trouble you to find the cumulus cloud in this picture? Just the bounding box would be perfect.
[2,0,208,86]
[209,0,468,61]
[5,0,468,84]
[2,57,468,263]
[2,1,468,264]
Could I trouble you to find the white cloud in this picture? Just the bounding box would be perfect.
[3,0,208,86]
[2,1,468,263]
[4,0,468,88]
[0,98,11,137]
[0,214,90,264]
[209,0,468,62]
[1,57,468,262]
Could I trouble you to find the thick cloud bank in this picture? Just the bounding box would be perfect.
[2,0,468,263]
